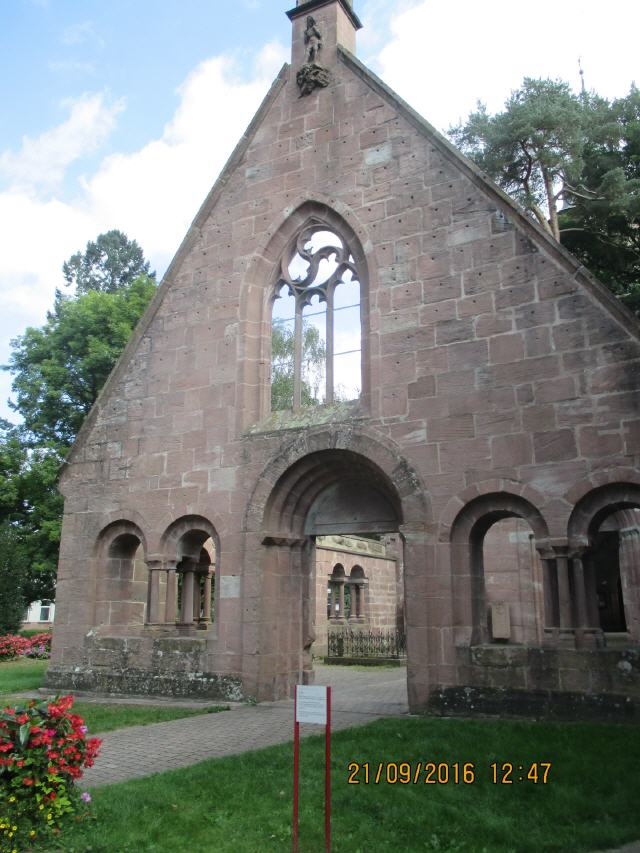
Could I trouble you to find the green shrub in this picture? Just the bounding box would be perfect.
[0,696,101,851]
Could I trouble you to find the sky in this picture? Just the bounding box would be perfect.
[1,0,638,422]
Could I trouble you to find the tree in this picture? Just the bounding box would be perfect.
[560,86,640,315]
[62,229,155,295]
[7,274,157,446]
[2,233,158,602]
[450,78,585,241]
[271,321,326,411]
[450,79,640,315]
[0,522,27,635]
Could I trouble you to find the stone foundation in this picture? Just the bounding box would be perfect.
[45,634,244,702]
[428,686,638,722]
[425,644,640,721]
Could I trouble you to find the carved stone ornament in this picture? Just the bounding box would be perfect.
[296,62,331,97]
[296,15,331,97]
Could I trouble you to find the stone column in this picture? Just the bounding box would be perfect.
[146,560,163,624]
[619,524,640,641]
[571,553,596,648]
[201,569,214,624]
[353,584,360,618]
[164,561,178,624]
[338,582,345,620]
[583,554,599,629]
[556,552,572,632]
[193,573,202,621]
[180,570,196,625]
[541,557,556,630]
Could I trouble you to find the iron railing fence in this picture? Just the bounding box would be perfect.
[327,628,407,660]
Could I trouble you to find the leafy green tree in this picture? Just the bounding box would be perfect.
[2,234,157,602]
[450,79,640,315]
[560,86,640,315]
[450,78,585,241]
[7,274,157,446]
[271,321,326,411]
[63,229,155,295]
[0,522,27,634]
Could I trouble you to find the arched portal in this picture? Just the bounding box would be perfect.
[568,484,640,642]
[244,432,431,703]
[450,493,550,646]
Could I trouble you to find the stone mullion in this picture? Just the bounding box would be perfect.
[325,285,334,403]
[293,300,303,409]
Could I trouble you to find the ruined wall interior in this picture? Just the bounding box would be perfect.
[313,534,402,656]
[47,0,640,718]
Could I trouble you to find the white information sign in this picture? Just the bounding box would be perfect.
[296,685,328,725]
[219,576,241,599]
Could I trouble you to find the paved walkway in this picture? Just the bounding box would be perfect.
[82,665,408,787]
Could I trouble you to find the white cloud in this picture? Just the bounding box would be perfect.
[0,41,287,419]
[79,43,288,270]
[377,0,640,134]
[48,59,96,75]
[61,21,100,47]
[0,93,124,192]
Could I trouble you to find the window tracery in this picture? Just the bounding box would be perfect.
[271,224,362,411]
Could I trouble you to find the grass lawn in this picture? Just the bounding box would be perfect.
[45,715,640,853]
[0,658,49,693]
[0,658,228,733]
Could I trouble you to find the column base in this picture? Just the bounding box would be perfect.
[543,627,576,647]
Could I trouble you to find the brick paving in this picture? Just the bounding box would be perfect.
[82,665,408,787]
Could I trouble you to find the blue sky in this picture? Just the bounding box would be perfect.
[1,0,639,422]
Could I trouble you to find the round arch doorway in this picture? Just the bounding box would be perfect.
[245,442,431,704]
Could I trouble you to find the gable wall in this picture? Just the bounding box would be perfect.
[51,45,640,704]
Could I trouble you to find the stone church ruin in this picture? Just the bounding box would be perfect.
[48,0,640,718]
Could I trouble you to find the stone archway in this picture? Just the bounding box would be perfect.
[242,427,431,705]
[568,483,640,642]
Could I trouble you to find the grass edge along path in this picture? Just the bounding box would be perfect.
[45,715,640,853]
[0,659,229,733]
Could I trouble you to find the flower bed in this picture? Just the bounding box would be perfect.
[0,696,101,851]
[0,638,31,663]
[0,634,52,663]
[23,635,51,661]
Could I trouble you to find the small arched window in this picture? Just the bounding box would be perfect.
[271,224,362,411]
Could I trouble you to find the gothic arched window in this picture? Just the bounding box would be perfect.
[271,224,362,411]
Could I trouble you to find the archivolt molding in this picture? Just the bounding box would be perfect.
[159,514,219,561]
[439,479,551,544]
[244,424,431,537]
[565,468,640,507]
[92,512,149,558]
[568,480,640,548]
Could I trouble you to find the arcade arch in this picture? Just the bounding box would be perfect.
[93,521,147,627]
[449,493,550,646]
[568,484,640,642]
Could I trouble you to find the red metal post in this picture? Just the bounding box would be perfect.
[325,686,331,853]
[293,686,300,853]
